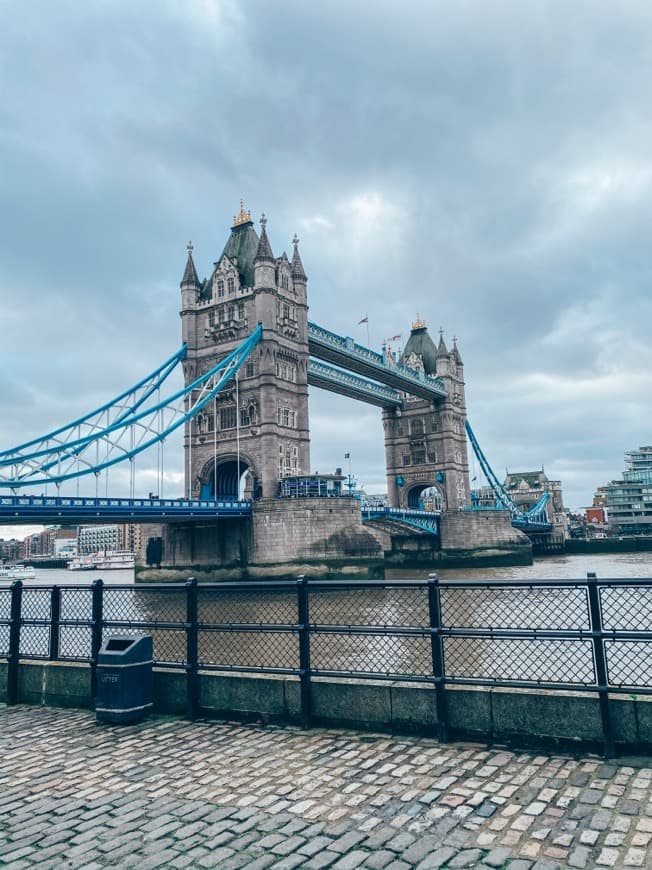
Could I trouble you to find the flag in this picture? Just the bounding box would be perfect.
[344,452,350,459]
[358,316,368,325]
[389,333,401,341]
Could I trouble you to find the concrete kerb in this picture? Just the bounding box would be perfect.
[4,659,652,754]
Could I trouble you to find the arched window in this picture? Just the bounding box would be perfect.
[227,276,235,294]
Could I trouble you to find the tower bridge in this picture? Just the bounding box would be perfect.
[0,205,549,575]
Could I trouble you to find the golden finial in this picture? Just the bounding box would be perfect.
[233,199,252,227]
[412,313,427,330]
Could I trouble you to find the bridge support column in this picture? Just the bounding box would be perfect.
[439,511,532,565]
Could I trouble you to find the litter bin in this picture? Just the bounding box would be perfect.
[95,634,153,724]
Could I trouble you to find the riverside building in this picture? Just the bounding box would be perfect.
[605,446,652,536]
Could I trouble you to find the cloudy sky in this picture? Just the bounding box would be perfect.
[2,0,652,538]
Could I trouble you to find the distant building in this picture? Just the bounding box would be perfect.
[23,528,55,558]
[78,524,139,554]
[586,507,607,525]
[603,446,652,536]
[0,538,23,563]
[503,469,568,538]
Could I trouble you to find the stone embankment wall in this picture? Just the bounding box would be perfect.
[3,660,651,755]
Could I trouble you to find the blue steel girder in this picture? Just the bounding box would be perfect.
[307,360,402,407]
[362,506,440,535]
[465,420,553,531]
[308,322,447,402]
[0,494,252,524]
[0,325,263,489]
[0,345,187,460]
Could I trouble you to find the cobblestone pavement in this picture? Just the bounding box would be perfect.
[1,706,652,869]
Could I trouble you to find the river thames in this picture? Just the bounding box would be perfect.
[14,549,652,586]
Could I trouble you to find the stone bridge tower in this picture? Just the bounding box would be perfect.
[180,204,310,500]
[382,318,471,512]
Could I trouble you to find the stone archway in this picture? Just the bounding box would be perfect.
[198,453,259,500]
[407,483,444,512]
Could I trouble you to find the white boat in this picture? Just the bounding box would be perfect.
[0,564,37,580]
[68,550,135,571]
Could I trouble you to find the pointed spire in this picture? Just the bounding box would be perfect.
[452,335,463,365]
[180,241,200,289]
[291,233,307,281]
[254,213,274,262]
[437,327,448,356]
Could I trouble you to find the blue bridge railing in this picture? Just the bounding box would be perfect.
[0,495,252,524]
[308,321,447,402]
[361,505,440,535]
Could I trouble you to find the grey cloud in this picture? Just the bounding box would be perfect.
[1,0,652,515]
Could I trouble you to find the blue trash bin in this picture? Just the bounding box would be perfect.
[95,634,153,724]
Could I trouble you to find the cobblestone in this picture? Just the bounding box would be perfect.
[1,705,652,868]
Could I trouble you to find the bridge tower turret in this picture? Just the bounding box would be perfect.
[180,242,201,349]
[179,204,310,500]
[382,318,471,512]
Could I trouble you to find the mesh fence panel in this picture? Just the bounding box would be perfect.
[311,631,431,677]
[606,641,652,687]
[199,629,298,670]
[440,585,590,630]
[19,625,50,657]
[601,587,652,631]
[0,588,11,620]
[103,587,186,624]
[198,588,297,626]
[444,636,596,684]
[59,626,92,660]
[60,588,93,621]
[0,625,9,656]
[21,588,51,621]
[310,587,429,628]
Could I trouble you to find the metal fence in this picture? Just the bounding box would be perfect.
[2,574,652,755]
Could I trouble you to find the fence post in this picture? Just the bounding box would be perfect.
[49,585,61,661]
[428,573,448,743]
[297,575,312,728]
[186,577,199,721]
[7,579,23,705]
[90,578,104,707]
[586,572,615,758]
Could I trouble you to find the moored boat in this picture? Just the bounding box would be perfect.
[67,550,135,571]
[0,564,37,580]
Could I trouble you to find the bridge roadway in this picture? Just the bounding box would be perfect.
[308,321,447,403]
[307,360,402,408]
[0,494,441,528]
[0,494,252,525]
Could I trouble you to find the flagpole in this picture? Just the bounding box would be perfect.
[365,315,370,349]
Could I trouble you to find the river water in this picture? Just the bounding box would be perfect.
[12,550,652,587]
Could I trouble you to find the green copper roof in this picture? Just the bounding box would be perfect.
[401,325,438,375]
[220,221,260,288]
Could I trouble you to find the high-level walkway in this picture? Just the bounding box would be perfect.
[1,705,651,869]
